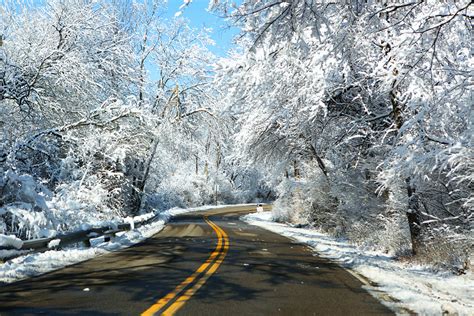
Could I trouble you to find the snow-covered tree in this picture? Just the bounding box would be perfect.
[0,0,233,238]
[213,0,473,269]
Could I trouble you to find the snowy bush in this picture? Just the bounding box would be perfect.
[0,170,53,239]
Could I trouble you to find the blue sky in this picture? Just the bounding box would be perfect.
[165,1,239,57]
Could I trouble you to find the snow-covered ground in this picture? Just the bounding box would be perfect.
[0,204,251,284]
[243,211,474,316]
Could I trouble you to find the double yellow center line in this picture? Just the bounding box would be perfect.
[142,216,229,316]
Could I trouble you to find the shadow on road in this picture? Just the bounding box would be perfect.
[0,209,392,315]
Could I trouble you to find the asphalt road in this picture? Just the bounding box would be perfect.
[0,205,393,315]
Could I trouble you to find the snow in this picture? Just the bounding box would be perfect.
[0,249,29,260]
[0,204,253,284]
[0,212,168,283]
[47,239,61,249]
[125,216,135,230]
[0,215,169,283]
[242,211,474,316]
[0,234,24,250]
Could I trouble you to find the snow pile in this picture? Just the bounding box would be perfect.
[0,247,109,284]
[243,211,474,315]
[0,234,24,249]
[47,239,61,249]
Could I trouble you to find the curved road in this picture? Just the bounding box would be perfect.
[0,205,393,315]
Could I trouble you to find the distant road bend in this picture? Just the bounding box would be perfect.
[0,205,393,315]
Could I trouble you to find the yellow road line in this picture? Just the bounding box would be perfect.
[162,220,229,315]
[141,217,229,316]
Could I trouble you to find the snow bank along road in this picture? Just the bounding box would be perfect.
[0,205,393,315]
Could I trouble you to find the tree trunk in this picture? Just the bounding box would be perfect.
[134,139,158,214]
[406,178,422,255]
[195,155,199,175]
[386,44,423,255]
[293,160,300,179]
[392,85,422,255]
